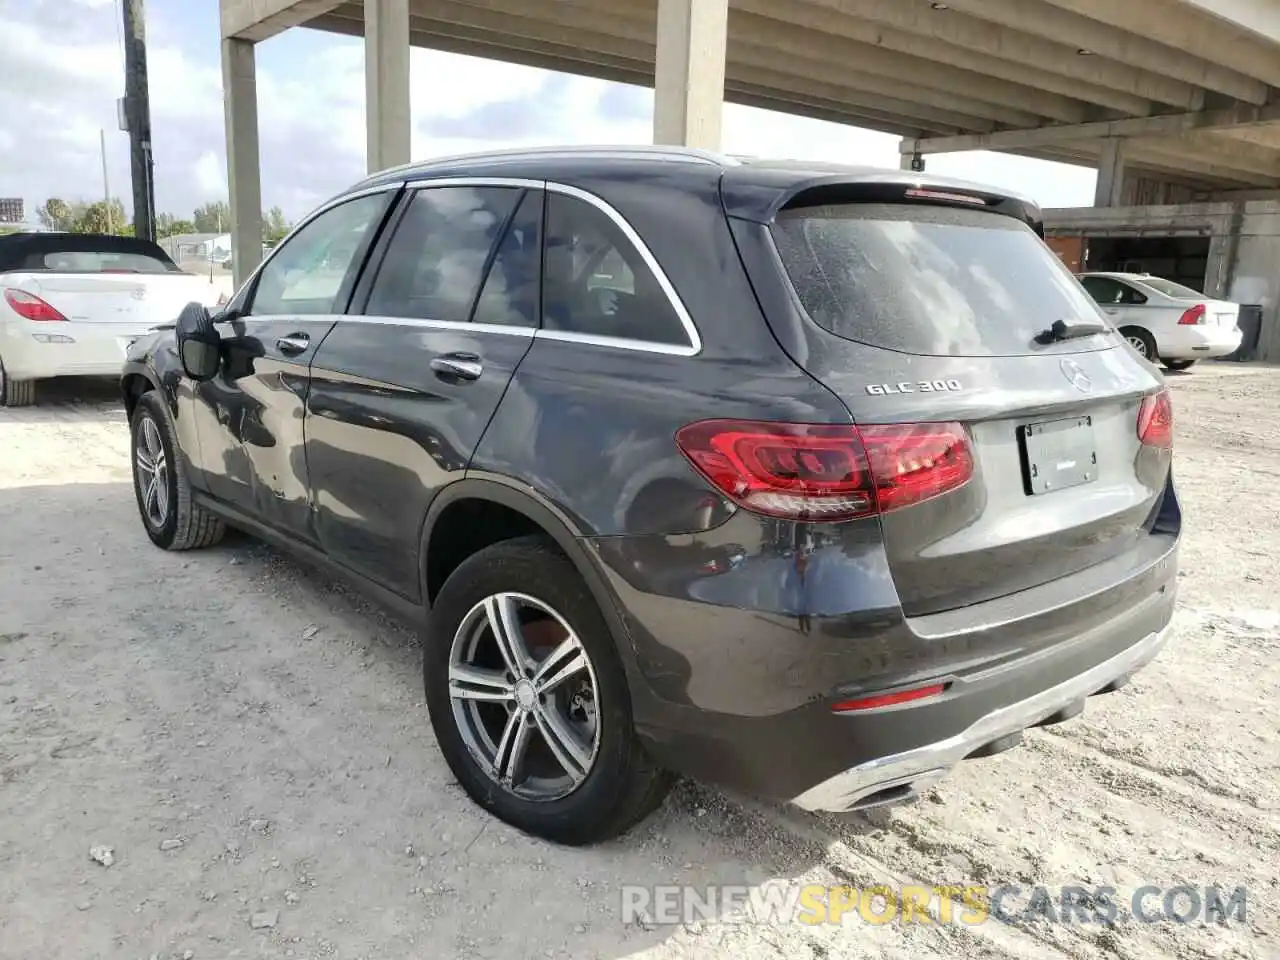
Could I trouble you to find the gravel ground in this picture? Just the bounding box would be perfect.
[1,367,1277,960]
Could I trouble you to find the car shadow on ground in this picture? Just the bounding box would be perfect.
[0,478,902,960]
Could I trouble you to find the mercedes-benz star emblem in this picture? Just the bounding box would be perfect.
[1060,357,1092,393]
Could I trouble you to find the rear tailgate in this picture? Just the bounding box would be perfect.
[762,197,1170,617]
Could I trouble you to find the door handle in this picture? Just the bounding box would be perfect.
[430,353,483,382]
[276,333,310,355]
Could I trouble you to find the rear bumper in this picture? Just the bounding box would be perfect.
[1,320,147,379]
[1159,324,1242,360]
[590,505,1178,805]
[792,623,1169,811]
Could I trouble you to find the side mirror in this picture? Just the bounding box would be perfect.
[176,302,221,381]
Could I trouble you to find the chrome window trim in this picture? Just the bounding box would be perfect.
[337,177,703,357]
[351,315,535,338]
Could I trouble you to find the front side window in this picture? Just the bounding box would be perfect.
[366,186,521,322]
[250,193,386,316]
[541,193,689,347]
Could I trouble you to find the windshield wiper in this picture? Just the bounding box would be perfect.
[1036,317,1109,344]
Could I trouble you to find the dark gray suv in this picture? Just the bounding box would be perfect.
[121,146,1179,845]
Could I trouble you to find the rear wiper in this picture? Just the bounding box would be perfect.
[1036,317,1109,344]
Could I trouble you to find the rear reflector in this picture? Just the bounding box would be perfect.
[1137,389,1173,449]
[4,288,67,322]
[1177,303,1206,326]
[674,419,973,521]
[832,682,947,713]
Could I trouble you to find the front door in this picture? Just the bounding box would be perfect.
[191,189,397,541]
[306,183,543,598]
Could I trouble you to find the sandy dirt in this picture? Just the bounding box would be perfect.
[1,367,1277,960]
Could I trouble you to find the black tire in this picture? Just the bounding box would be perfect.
[1162,359,1197,372]
[130,391,225,550]
[424,536,672,845]
[0,358,35,407]
[1120,326,1158,362]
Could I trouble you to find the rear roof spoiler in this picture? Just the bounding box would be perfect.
[720,168,1044,236]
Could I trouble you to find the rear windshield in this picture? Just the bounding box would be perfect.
[41,250,177,274]
[1136,276,1202,299]
[771,203,1110,357]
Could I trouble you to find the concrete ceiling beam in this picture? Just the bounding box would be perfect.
[222,0,342,40]
[1169,0,1280,43]
[393,0,1051,128]
[932,0,1268,104]
[797,0,1204,109]
[1038,0,1280,87]
[733,0,1148,116]
[902,102,1280,154]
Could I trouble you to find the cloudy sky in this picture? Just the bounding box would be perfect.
[3,0,1098,224]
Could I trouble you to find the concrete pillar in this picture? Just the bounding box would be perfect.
[365,0,411,173]
[653,0,728,149]
[221,38,263,290]
[1094,137,1127,208]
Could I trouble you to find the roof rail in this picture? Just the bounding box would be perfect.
[354,144,737,187]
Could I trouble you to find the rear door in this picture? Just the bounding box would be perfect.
[305,181,542,599]
[191,189,396,538]
[763,199,1169,616]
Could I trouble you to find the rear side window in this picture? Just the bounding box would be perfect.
[41,250,176,273]
[772,203,1108,357]
[1135,276,1202,299]
[367,186,520,322]
[542,192,689,347]
[1081,275,1146,305]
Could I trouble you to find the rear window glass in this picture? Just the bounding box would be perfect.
[1136,276,1203,299]
[41,250,176,274]
[771,203,1110,357]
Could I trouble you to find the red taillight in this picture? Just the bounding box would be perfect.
[674,419,974,521]
[1137,389,1173,449]
[832,682,947,713]
[1178,303,1206,325]
[3,288,67,322]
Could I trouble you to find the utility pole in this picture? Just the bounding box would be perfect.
[121,0,156,242]
[100,129,113,234]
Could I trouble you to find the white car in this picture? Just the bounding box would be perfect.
[0,233,226,405]
[1077,271,1242,372]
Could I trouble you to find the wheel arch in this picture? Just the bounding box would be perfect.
[121,362,161,420]
[420,479,639,668]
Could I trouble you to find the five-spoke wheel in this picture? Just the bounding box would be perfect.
[449,592,601,800]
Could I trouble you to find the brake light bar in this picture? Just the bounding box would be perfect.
[3,288,67,322]
[832,682,947,713]
[674,419,974,522]
[1137,389,1173,449]
[904,188,988,206]
[1177,303,1206,326]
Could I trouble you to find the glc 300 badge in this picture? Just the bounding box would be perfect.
[866,379,962,396]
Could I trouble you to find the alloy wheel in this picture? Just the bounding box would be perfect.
[448,592,601,801]
[135,415,170,528]
[1126,334,1149,357]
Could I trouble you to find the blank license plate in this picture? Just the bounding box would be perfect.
[1022,416,1097,495]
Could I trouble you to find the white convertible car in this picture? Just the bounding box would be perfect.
[1078,271,1242,372]
[0,233,225,406]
